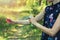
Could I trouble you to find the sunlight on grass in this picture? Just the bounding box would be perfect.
[0,36,6,40]
[11,28,18,32]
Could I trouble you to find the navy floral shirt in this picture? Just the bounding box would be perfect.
[41,2,60,40]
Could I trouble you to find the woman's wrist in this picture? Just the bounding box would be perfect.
[32,22,42,28]
[32,21,38,25]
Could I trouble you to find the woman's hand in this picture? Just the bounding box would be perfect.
[6,18,15,24]
[29,16,37,25]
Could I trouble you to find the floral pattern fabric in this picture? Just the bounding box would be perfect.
[41,2,60,40]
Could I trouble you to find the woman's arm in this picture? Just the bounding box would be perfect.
[12,20,30,25]
[30,14,60,37]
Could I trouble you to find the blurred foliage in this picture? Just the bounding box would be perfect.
[0,16,17,38]
[0,0,47,40]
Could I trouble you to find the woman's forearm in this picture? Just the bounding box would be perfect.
[13,20,30,25]
[34,7,45,21]
[33,22,54,36]
[33,21,60,36]
[34,12,44,21]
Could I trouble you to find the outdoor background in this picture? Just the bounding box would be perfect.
[0,0,46,40]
